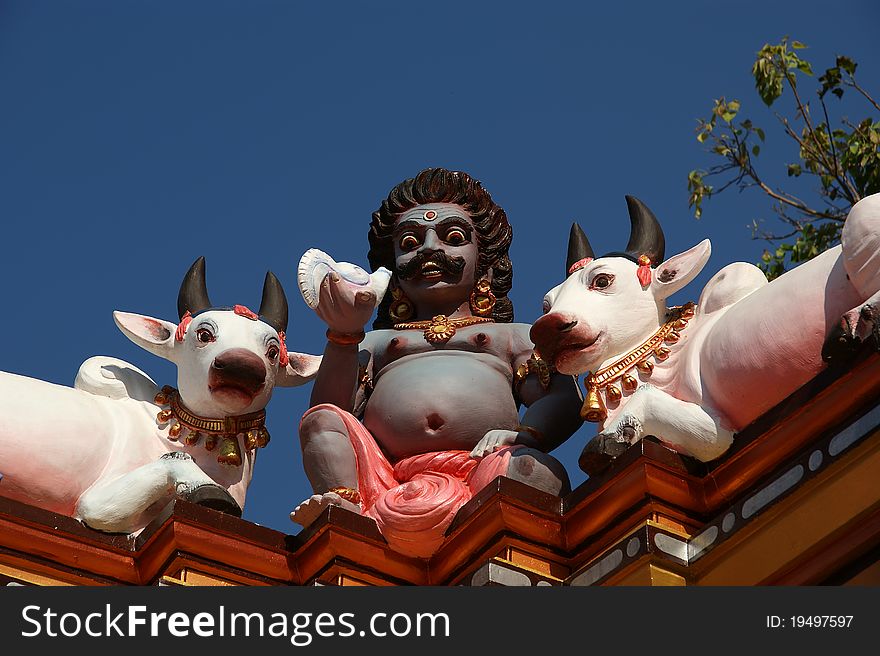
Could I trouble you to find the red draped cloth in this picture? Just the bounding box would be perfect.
[303,403,521,558]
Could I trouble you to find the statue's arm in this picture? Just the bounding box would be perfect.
[512,324,583,452]
[306,268,380,412]
[309,338,373,413]
[517,366,584,453]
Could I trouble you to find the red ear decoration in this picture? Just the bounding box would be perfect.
[637,255,652,287]
[175,311,192,342]
[278,331,290,367]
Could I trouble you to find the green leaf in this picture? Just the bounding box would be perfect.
[752,145,760,156]
[756,127,765,141]
[697,131,708,143]
[791,40,807,49]
[837,55,857,75]
[797,60,814,76]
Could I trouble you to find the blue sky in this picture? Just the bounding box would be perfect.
[1,1,878,533]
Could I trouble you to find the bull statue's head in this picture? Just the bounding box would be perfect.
[113,257,320,418]
[531,196,711,376]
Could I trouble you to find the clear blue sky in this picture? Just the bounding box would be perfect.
[1,1,877,533]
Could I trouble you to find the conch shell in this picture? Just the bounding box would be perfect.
[297,248,391,310]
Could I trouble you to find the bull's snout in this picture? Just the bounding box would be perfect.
[210,348,267,396]
[530,313,578,357]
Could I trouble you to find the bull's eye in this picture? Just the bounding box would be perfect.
[196,328,215,344]
[399,234,419,250]
[591,273,614,290]
[266,345,279,361]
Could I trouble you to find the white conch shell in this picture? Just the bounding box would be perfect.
[297,248,391,310]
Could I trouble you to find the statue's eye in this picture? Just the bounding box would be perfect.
[196,328,215,344]
[400,234,419,250]
[445,228,467,245]
[266,345,279,361]
[591,273,614,290]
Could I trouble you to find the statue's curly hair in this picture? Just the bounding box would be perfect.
[368,168,514,329]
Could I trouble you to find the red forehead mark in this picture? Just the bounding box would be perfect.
[233,305,259,321]
[568,257,593,275]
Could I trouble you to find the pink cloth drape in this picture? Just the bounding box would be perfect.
[304,403,520,558]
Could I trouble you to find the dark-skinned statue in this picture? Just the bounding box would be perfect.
[291,168,583,557]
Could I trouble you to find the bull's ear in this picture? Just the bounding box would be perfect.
[276,352,322,387]
[113,311,178,362]
[650,239,711,300]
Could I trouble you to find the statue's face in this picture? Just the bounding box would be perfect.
[393,203,479,308]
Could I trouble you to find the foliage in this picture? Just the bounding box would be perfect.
[688,38,880,279]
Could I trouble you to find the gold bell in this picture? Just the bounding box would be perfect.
[257,427,270,448]
[655,346,671,360]
[245,429,260,451]
[622,374,638,391]
[674,318,689,330]
[184,431,201,446]
[156,409,173,425]
[606,384,622,402]
[216,436,242,467]
[168,422,182,439]
[665,330,681,344]
[203,435,218,451]
[636,360,654,375]
[681,303,696,319]
[580,380,608,423]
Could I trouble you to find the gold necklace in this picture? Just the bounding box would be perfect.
[581,302,696,422]
[153,386,270,466]
[393,314,495,344]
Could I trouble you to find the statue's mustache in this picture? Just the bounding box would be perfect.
[397,250,467,280]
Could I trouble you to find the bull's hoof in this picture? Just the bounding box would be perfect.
[822,320,861,363]
[578,433,630,476]
[184,484,242,517]
[823,304,880,362]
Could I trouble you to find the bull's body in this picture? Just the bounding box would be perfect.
[0,361,253,522]
[532,194,880,464]
[0,259,319,534]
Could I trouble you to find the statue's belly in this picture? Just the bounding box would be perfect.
[363,352,520,460]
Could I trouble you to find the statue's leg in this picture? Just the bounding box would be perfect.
[76,452,235,534]
[292,406,361,526]
[505,448,571,496]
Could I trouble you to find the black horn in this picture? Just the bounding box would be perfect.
[624,195,665,264]
[566,222,596,277]
[177,256,212,319]
[258,271,288,333]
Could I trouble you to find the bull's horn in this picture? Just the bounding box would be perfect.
[624,195,665,264]
[258,271,289,333]
[566,222,595,276]
[177,256,213,319]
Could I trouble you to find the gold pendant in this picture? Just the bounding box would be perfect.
[423,315,456,343]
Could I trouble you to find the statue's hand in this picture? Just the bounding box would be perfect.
[470,428,538,459]
[315,271,377,334]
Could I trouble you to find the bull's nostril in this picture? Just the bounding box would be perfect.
[560,320,578,333]
[212,360,225,369]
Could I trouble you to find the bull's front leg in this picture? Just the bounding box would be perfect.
[581,385,734,474]
[75,452,240,534]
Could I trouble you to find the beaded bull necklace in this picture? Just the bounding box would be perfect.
[153,386,270,467]
[581,302,696,422]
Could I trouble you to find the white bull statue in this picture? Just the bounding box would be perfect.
[530,194,880,471]
[0,257,320,534]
